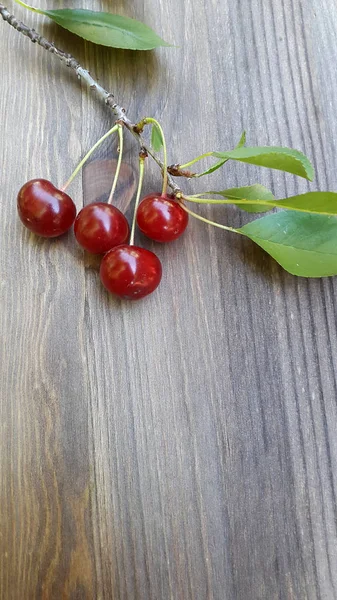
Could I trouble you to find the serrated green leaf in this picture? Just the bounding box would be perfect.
[210,184,275,213]
[38,8,171,49]
[196,131,247,178]
[151,124,164,151]
[213,146,314,180]
[239,211,337,277]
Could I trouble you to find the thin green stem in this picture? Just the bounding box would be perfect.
[61,124,118,191]
[143,118,168,195]
[129,156,146,246]
[184,195,233,205]
[184,195,273,208]
[107,124,123,205]
[13,0,42,13]
[179,202,242,235]
[179,152,214,170]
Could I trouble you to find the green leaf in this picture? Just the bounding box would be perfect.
[37,8,171,49]
[210,184,275,213]
[196,158,227,178]
[196,130,246,178]
[195,159,225,178]
[239,211,337,277]
[208,190,337,216]
[236,131,246,149]
[269,192,337,215]
[151,124,164,151]
[213,146,314,180]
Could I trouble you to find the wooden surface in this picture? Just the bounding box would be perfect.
[1,0,337,598]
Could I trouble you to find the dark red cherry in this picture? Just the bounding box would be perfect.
[100,245,162,300]
[17,179,76,237]
[136,193,189,242]
[74,202,130,254]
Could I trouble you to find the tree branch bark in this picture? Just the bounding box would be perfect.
[0,2,181,193]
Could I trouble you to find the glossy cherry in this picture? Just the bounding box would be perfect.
[17,179,76,237]
[100,245,162,300]
[74,202,130,254]
[136,193,189,242]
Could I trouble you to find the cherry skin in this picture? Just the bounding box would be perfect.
[136,193,189,242]
[74,202,130,254]
[17,179,76,237]
[100,245,162,300]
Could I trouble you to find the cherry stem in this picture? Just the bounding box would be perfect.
[129,155,146,246]
[178,202,242,235]
[13,0,42,14]
[143,118,168,196]
[107,124,124,205]
[179,152,214,170]
[61,124,118,192]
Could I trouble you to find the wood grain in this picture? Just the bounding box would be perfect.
[1,0,337,598]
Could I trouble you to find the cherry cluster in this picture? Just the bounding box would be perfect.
[17,179,188,300]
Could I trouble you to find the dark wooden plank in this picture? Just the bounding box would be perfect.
[1,0,337,598]
[0,19,96,600]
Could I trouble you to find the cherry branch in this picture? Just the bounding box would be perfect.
[0,2,181,193]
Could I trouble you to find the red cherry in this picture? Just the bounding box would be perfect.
[17,179,76,237]
[74,202,130,254]
[136,193,189,242]
[100,245,162,300]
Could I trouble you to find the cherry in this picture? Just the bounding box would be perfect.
[136,193,189,242]
[100,245,162,300]
[74,202,130,254]
[17,179,76,237]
